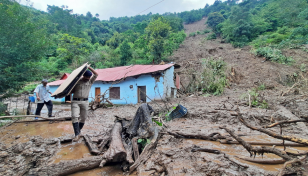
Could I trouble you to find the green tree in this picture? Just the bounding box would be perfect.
[207,12,225,33]
[0,0,49,94]
[145,17,171,63]
[120,40,132,65]
[56,33,92,69]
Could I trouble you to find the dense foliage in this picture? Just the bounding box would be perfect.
[204,0,308,48]
[3,0,308,95]
[0,1,188,95]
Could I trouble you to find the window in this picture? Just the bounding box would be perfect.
[109,87,120,99]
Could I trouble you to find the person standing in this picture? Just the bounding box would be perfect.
[71,67,98,142]
[34,79,54,119]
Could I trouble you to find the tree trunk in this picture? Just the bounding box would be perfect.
[29,156,102,176]
[100,122,127,167]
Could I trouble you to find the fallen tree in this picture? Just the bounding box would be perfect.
[30,103,160,175]
[29,156,103,176]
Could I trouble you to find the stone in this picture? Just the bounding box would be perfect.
[0,151,9,158]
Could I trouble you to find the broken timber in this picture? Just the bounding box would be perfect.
[84,134,100,155]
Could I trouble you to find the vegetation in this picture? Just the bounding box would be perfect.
[241,87,269,109]
[187,58,228,96]
[254,47,294,64]
[203,0,308,49]
[0,0,188,96]
[3,0,308,96]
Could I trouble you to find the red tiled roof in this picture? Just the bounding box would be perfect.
[96,64,174,82]
[48,64,174,86]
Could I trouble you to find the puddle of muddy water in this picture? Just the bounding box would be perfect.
[51,141,91,164]
[0,120,135,176]
[68,164,136,176]
[0,121,74,147]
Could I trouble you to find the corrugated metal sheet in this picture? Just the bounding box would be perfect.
[48,80,65,86]
[48,64,174,85]
[96,64,174,82]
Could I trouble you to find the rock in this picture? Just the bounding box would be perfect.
[0,151,9,158]
[15,135,20,140]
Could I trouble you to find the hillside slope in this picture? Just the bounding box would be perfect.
[170,19,308,95]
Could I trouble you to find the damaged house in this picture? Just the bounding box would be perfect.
[48,64,180,104]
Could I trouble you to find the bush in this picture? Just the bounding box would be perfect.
[240,88,268,109]
[196,31,201,35]
[0,102,7,116]
[189,32,196,37]
[207,33,217,40]
[17,83,39,93]
[200,58,227,95]
[254,47,294,64]
[186,58,227,96]
[203,29,211,34]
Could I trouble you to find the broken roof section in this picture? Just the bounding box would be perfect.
[96,64,174,82]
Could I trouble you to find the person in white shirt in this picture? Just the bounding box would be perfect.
[34,79,54,119]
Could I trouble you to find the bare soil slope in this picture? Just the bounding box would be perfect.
[170,18,308,94]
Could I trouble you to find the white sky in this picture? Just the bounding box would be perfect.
[19,0,218,20]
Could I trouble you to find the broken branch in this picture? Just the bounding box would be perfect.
[264,119,306,128]
[219,126,293,161]
[239,116,308,146]
[235,156,286,164]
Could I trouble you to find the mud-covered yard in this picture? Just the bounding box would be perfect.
[1,90,308,176]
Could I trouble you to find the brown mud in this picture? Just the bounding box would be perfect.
[1,19,308,175]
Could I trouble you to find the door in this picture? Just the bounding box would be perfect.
[95,87,101,103]
[138,86,146,103]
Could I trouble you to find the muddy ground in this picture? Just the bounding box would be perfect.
[1,19,308,176]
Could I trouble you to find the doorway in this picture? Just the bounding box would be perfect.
[95,87,101,103]
[138,86,146,103]
[65,95,71,103]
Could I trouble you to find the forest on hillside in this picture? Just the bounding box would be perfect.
[1,0,308,96]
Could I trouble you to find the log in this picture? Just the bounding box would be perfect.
[132,137,140,161]
[100,122,127,167]
[239,116,308,146]
[167,131,226,141]
[219,140,306,147]
[0,115,65,121]
[84,134,100,155]
[235,156,286,164]
[191,147,220,154]
[129,133,161,174]
[220,126,293,161]
[29,156,102,176]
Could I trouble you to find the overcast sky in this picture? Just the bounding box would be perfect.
[19,0,217,20]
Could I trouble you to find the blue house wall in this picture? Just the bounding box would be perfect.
[49,66,176,104]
